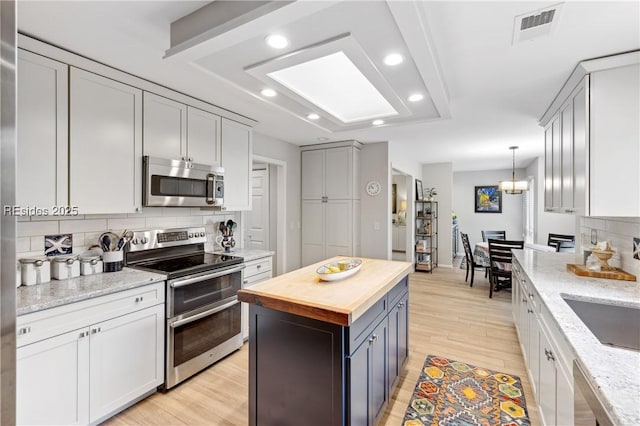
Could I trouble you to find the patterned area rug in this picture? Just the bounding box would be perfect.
[403,355,531,426]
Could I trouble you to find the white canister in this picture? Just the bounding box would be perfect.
[19,257,51,286]
[51,254,80,280]
[80,255,103,276]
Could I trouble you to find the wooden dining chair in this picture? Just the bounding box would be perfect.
[487,239,524,298]
[547,233,575,250]
[461,232,485,287]
[481,230,506,242]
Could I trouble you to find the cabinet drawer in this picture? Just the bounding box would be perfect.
[244,270,272,286]
[388,278,408,307]
[17,282,165,348]
[244,257,272,278]
[347,298,387,355]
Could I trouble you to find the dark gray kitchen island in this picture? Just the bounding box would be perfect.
[237,256,412,426]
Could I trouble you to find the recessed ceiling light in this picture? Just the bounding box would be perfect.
[261,88,277,97]
[307,113,320,120]
[265,34,289,49]
[372,119,384,126]
[408,93,424,102]
[384,53,403,66]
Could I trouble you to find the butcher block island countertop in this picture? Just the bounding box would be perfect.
[237,256,413,326]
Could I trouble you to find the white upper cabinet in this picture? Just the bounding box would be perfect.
[143,92,221,166]
[17,49,68,210]
[541,52,639,216]
[70,67,142,214]
[221,118,252,211]
[301,146,359,200]
[143,92,186,160]
[187,106,221,165]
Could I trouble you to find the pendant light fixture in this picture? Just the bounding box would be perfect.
[499,146,529,194]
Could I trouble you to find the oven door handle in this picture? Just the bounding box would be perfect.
[170,298,239,328]
[169,264,245,288]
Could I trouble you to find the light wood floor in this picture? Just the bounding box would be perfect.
[105,261,540,426]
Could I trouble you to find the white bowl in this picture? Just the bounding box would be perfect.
[316,258,362,282]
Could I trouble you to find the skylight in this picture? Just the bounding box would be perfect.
[267,51,398,123]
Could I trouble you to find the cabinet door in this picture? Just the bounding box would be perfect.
[551,116,562,209]
[544,124,553,210]
[347,319,388,426]
[70,68,142,213]
[325,147,353,199]
[518,283,530,365]
[187,106,221,165]
[348,335,369,426]
[302,199,325,266]
[221,118,252,211]
[528,308,540,397]
[325,200,353,258]
[17,328,90,425]
[388,293,408,391]
[301,150,325,199]
[398,227,407,252]
[143,91,186,160]
[572,80,587,215]
[392,227,400,251]
[17,50,68,210]
[370,319,388,425]
[556,359,574,426]
[560,103,574,211]
[89,304,164,423]
[538,327,557,426]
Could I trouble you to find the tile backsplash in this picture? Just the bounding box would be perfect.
[579,216,640,279]
[17,208,241,259]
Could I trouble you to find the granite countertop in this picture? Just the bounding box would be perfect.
[513,249,640,425]
[209,249,275,262]
[238,256,412,326]
[17,268,167,316]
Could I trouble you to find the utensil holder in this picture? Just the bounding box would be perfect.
[103,251,123,272]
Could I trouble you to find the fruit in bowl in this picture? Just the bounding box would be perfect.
[316,259,362,281]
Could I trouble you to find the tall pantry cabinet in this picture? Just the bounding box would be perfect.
[301,141,361,266]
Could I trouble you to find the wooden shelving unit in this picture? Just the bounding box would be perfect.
[415,200,437,272]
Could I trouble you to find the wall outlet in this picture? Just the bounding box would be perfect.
[44,234,73,256]
[633,237,640,261]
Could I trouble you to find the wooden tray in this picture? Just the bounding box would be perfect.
[567,264,637,281]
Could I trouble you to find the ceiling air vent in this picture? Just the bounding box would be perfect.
[512,3,563,44]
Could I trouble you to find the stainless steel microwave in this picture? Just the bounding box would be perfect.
[143,156,224,207]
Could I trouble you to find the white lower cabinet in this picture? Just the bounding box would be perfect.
[513,258,574,426]
[16,283,165,425]
[241,256,273,340]
[17,328,89,426]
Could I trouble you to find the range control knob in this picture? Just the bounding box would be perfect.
[200,232,206,237]
[132,238,139,245]
[141,237,148,244]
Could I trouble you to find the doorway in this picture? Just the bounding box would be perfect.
[243,155,287,276]
[391,168,414,262]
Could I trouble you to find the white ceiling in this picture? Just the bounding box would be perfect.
[17,1,640,171]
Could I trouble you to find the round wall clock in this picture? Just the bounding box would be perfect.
[366,180,382,196]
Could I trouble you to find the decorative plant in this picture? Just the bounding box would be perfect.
[424,188,437,200]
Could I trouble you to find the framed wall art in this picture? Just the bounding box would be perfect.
[474,185,502,213]
[415,179,423,201]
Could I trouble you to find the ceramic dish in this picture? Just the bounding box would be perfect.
[316,258,362,281]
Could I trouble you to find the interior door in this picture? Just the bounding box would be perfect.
[246,168,269,251]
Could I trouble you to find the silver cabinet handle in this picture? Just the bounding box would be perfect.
[398,302,405,307]
[170,298,239,328]
[135,296,144,302]
[79,331,88,338]
[91,327,101,334]
[243,279,249,284]
[169,265,245,288]
[527,309,533,314]
[18,326,31,335]
[257,264,262,269]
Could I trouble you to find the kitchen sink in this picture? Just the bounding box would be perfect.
[563,297,640,351]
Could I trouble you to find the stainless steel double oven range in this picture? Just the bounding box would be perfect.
[126,227,243,390]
